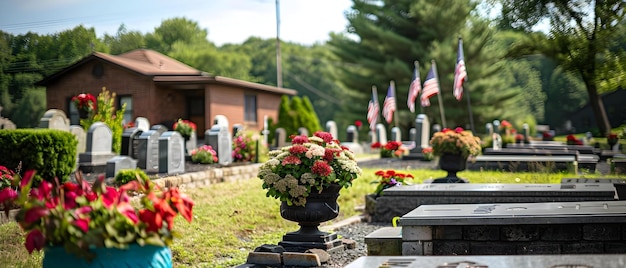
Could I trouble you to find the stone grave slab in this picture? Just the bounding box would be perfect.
[467,155,577,173]
[78,122,116,173]
[345,255,626,268]
[39,109,70,131]
[369,183,616,223]
[121,127,143,157]
[158,131,185,175]
[136,130,160,173]
[135,117,150,132]
[206,125,232,165]
[398,200,626,256]
[105,156,138,178]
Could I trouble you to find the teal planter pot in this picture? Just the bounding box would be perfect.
[43,244,172,268]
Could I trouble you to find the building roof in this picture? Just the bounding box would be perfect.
[37,49,296,95]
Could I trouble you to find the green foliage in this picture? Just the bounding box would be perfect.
[276,95,296,136]
[190,145,218,164]
[81,88,126,153]
[0,129,77,184]
[114,169,150,186]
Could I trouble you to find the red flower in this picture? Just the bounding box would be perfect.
[314,131,334,143]
[291,135,309,144]
[312,160,332,177]
[24,230,45,254]
[282,155,302,165]
[289,144,308,154]
[139,209,162,232]
[166,188,194,223]
[371,142,382,149]
[71,93,97,111]
[354,120,363,128]
[73,218,90,233]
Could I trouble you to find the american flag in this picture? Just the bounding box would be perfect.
[453,38,467,101]
[407,64,421,113]
[382,82,396,123]
[421,64,439,107]
[367,90,379,131]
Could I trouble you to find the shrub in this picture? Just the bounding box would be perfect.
[191,145,218,164]
[114,169,150,186]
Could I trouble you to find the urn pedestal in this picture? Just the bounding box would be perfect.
[433,153,468,183]
[278,184,343,252]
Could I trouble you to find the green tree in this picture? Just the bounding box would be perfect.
[103,24,146,54]
[146,17,209,54]
[301,96,322,134]
[499,0,625,135]
[277,95,296,136]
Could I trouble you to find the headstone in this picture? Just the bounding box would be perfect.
[206,125,233,165]
[585,131,593,145]
[391,127,401,142]
[121,127,143,157]
[78,122,116,173]
[105,156,138,178]
[297,127,309,137]
[185,131,197,156]
[274,128,287,149]
[346,125,358,143]
[158,131,185,175]
[493,120,501,132]
[232,124,244,137]
[431,124,441,134]
[486,123,494,136]
[150,124,168,136]
[325,121,338,140]
[262,115,270,147]
[492,133,502,150]
[0,117,16,129]
[414,114,430,149]
[39,109,70,131]
[376,123,387,145]
[213,115,229,128]
[69,125,87,154]
[522,123,529,140]
[136,130,160,173]
[135,117,150,132]
[368,130,378,144]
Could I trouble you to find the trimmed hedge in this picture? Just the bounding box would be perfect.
[0,129,77,184]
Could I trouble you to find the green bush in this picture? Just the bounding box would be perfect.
[0,129,77,184]
[191,145,218,164]
[114,169,150,186]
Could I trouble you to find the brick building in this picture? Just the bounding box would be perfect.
[37,49,296,136]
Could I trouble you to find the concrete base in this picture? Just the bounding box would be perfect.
[364,227,402,256]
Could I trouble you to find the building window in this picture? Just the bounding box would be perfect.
[244,94,257,122]
[118,95,133,125]
[68,98,79,125]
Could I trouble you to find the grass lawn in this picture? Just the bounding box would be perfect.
[0,163,621,267]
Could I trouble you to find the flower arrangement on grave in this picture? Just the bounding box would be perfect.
[422,147,434,161]
[380,141,405,158]
[499,119,513,136]
[0,166,19,210]
[566,134,583,145]
[190,145,218,164]
[257,131,362,206]
[607,133,619,147]
[515,133,526,144]
[430,127,482,158]
[542,131,554,141]
[354,120,363,130]
[371,169,414,196]
[371,142,382,150]
[71,93,97,114]
[123,121,135,129]
[232,130,256,162]
[0,168,194,262]
[173,119,196,139]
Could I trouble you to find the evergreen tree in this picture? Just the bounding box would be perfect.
[329,0,522,134]
[277,95,296,136]
[301,96,322,134]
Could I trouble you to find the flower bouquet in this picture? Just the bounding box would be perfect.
[0,168,194,264]
[371,169,414,196]
[430,127,481,158]
[173,119,196,139]
[380,141,405,158]
[191,145,218,164]
[422,147,434,161]
[71,93,97,118]
[257,131,362,206]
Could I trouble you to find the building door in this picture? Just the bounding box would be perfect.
[187,96,205,138]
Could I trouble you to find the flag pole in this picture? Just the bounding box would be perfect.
[432,60,447,128]
[372,85,378,133]
[391,80,398,128]
[414,61,424,115]
[465,82,475,134]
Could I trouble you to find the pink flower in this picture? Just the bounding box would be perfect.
[291,135,309,144]
[289,144,308,154]
[73,218,90,233]
[314,131,334,143]
[0,188,17,203]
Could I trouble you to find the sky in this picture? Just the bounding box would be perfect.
[0,0,353,46]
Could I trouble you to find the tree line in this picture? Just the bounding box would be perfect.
[1,0,624,137]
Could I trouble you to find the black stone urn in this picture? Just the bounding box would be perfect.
[433,153,468,183]
[78,109,89,119]
[278,183,343,251]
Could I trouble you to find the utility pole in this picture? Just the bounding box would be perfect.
[275,0,283,88]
